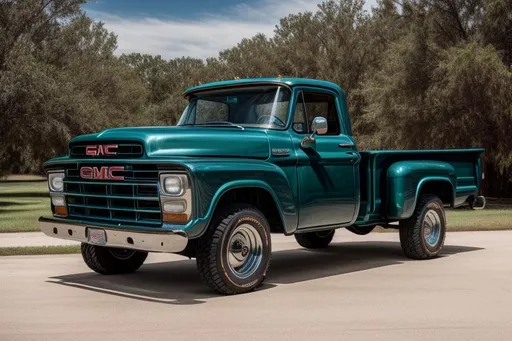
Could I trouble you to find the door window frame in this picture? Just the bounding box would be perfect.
[288,87,348,136]
[291,91,309,134]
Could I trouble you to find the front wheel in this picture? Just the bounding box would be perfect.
[295,229,335,249]
[399,195,446,259]
[81,243,148,274]
[196,204,272,295]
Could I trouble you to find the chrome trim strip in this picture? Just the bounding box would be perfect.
[39,217,188,253]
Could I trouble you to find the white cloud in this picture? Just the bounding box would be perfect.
[89,0,377,60]
[228,0,320,23]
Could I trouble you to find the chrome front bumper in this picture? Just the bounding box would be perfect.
[39,217,188,253]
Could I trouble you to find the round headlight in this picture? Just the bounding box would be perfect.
[49,173,64,192]
[164,176,182,195]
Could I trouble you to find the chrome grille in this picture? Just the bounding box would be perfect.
[63,164,162,227]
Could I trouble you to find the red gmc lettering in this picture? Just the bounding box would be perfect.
[80,166,124,180]
[85,146,97,156]
[104,145,117,155]
[93,167,107,179]
[80,167,93,179]
[108,166,125,181]
[85,145,118,156]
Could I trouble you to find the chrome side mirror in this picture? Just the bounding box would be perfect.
[301,116,328,148]
[311,117,328,135]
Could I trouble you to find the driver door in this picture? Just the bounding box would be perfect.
[290,88,359,229]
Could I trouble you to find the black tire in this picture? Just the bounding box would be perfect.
[294,229,335,249]
[81,243,148,275]
[196,204,272,295]
[399,195,446,259]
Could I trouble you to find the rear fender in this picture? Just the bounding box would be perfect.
[386,161,456,219]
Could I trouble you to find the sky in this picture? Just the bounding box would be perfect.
[84,0,378,60]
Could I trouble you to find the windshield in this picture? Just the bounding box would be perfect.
[177,85,291,129]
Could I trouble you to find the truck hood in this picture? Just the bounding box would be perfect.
[70,126,270,159]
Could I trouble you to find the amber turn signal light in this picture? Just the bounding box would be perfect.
[54,206,68,217]
[163,213,188,223]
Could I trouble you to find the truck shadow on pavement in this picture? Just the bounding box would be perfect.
[48,241,482,305]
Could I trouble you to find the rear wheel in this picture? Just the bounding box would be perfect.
[295,229,335,249]
[196,204,272,295]
[81,243,148,275]
[399,195,446,259]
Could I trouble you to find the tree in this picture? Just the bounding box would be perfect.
[480,0,512,67]
[360,8,436,149]
[1,0,512,197]
[120,54,208,124]
[217,34,281,78]
[426,43,512,196]
[0,2,147,175]
[360,1,512,196]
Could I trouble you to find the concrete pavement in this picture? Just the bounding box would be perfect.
[1,230,512,341]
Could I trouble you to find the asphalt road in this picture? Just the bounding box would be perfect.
[1,230,511,341]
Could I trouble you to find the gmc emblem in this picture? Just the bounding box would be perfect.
[86,145,118,156]
[80,166,125,180]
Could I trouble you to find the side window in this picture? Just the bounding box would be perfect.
[303,92,341,135]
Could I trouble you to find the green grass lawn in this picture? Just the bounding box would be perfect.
[375,207,512,232]
[445,208,512,231]
[0,181,49,233]
[0,245,80,256]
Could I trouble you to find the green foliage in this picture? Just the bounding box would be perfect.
[480,0,512,67]
[0,1,147,175]
[1,0,511,196]
[427,43,512,181]
[359,0,512,195]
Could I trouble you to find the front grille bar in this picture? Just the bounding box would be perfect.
[63,177,162,227]
[67,203,160,213]
[63,192,160,201]
[68,213,162,226]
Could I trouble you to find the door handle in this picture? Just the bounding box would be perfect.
[338,143,354,148]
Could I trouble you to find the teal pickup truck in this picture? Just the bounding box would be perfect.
[39,77,485,295]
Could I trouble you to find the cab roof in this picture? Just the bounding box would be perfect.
[183,77,344,97]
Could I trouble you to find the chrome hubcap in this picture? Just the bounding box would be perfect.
[227,223,263,279]
[423,210,441,246]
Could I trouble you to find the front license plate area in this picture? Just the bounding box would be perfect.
[88,228,107,246]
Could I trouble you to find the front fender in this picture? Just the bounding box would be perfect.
[386,161,456,219]
[182,159,298,238]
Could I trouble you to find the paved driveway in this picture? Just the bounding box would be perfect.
[1,230,511,341]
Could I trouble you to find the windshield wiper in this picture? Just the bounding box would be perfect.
[187,121,245,130]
